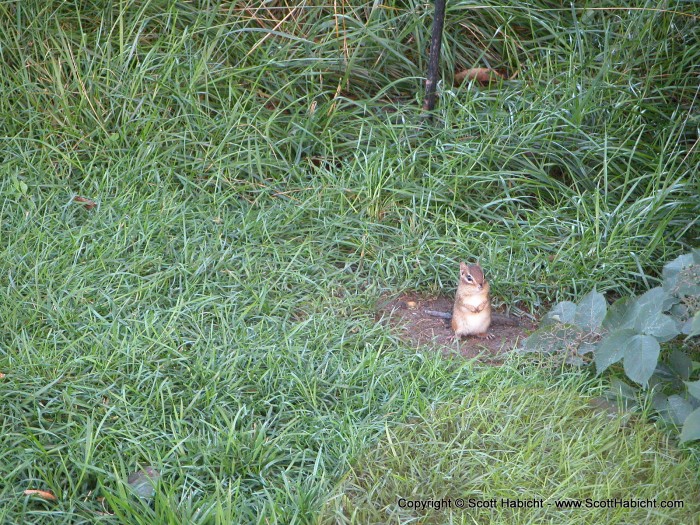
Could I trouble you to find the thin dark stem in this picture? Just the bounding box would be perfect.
[422,0,447,114]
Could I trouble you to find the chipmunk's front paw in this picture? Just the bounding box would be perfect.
[476,332,495,340]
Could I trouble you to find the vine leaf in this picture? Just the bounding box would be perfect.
[686,380,700,400]
[573,290,606,332]
[602,296,637,331]
[662,253,693,287]
[680,407,700,444]
[622,334,660,386]
[639,313,679,342]
[520,325,580,354]
[609,378,639,400]
[542,301,577,326]
[595,329,636,374]
[685,311,700,337]
[666,395,695,425]
[633,287,665,328]
[654,394,696,425]
[669,350,692,381]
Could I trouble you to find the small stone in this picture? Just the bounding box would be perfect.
[127,466,160,498]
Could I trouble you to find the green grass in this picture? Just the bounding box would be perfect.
[321,370,699,524]
[1,0,699,523]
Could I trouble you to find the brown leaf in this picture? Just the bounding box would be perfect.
[24,489,57,501]
[73,196,96,210]
[454,68,504,86]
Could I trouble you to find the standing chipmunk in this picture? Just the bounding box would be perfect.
[425,263,494,339]
[424,262,520,338]
[450,262,492,339]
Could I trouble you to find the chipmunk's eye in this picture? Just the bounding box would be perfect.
[466,275,473,282]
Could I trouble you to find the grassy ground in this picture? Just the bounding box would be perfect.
[1,0,698,523]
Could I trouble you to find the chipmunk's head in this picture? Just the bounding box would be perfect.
[460,262,487,291]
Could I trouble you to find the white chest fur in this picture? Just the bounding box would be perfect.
[453,293,491,336]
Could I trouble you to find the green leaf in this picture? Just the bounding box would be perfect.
[633,287,666,330]
[679,407,700,444]
[677,278,700,297]
[676,272,700,299]
[685,380,700,400]
[662,293,679,311]
[669,350,692,381]
[663,254,698,301]
[683,311,700,337]
[670,302,688,319]
[595,329,636,374]
[602,296,638,331]
[520,325,580,353]
[542,301,577,326]
[639,312,679,342]
[652,392,668,412]
[667,395,695,425]
[663,253,693,283]
[520,329,549,353]
[654,394,695,426]
[623,334,660,387]
[650,363,679,385]
[578,341,597,355]
[573,289,607,332]
[609,378,639,400]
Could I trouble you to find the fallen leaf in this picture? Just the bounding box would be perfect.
[24,489,57,501]
[73,196,96,210]
[454,68,504,86]
[127,466,160,498]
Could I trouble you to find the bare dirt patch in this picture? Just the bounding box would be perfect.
[377,293,538,361]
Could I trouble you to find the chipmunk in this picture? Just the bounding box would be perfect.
[425,262,519,339]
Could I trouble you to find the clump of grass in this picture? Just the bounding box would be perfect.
[321,367,700,524]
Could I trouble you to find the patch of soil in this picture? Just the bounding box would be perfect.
[377,292,538,361]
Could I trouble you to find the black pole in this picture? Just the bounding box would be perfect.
[422,0,447,114]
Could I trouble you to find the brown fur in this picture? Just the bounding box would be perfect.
[451,262,493,339]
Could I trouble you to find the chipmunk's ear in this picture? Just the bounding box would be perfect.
[460,262,469,275]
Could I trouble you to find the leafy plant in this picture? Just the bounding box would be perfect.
[520,250,700,443]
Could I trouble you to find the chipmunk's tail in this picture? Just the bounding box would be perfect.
[491,313,521,326]
[424,309,453,319]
